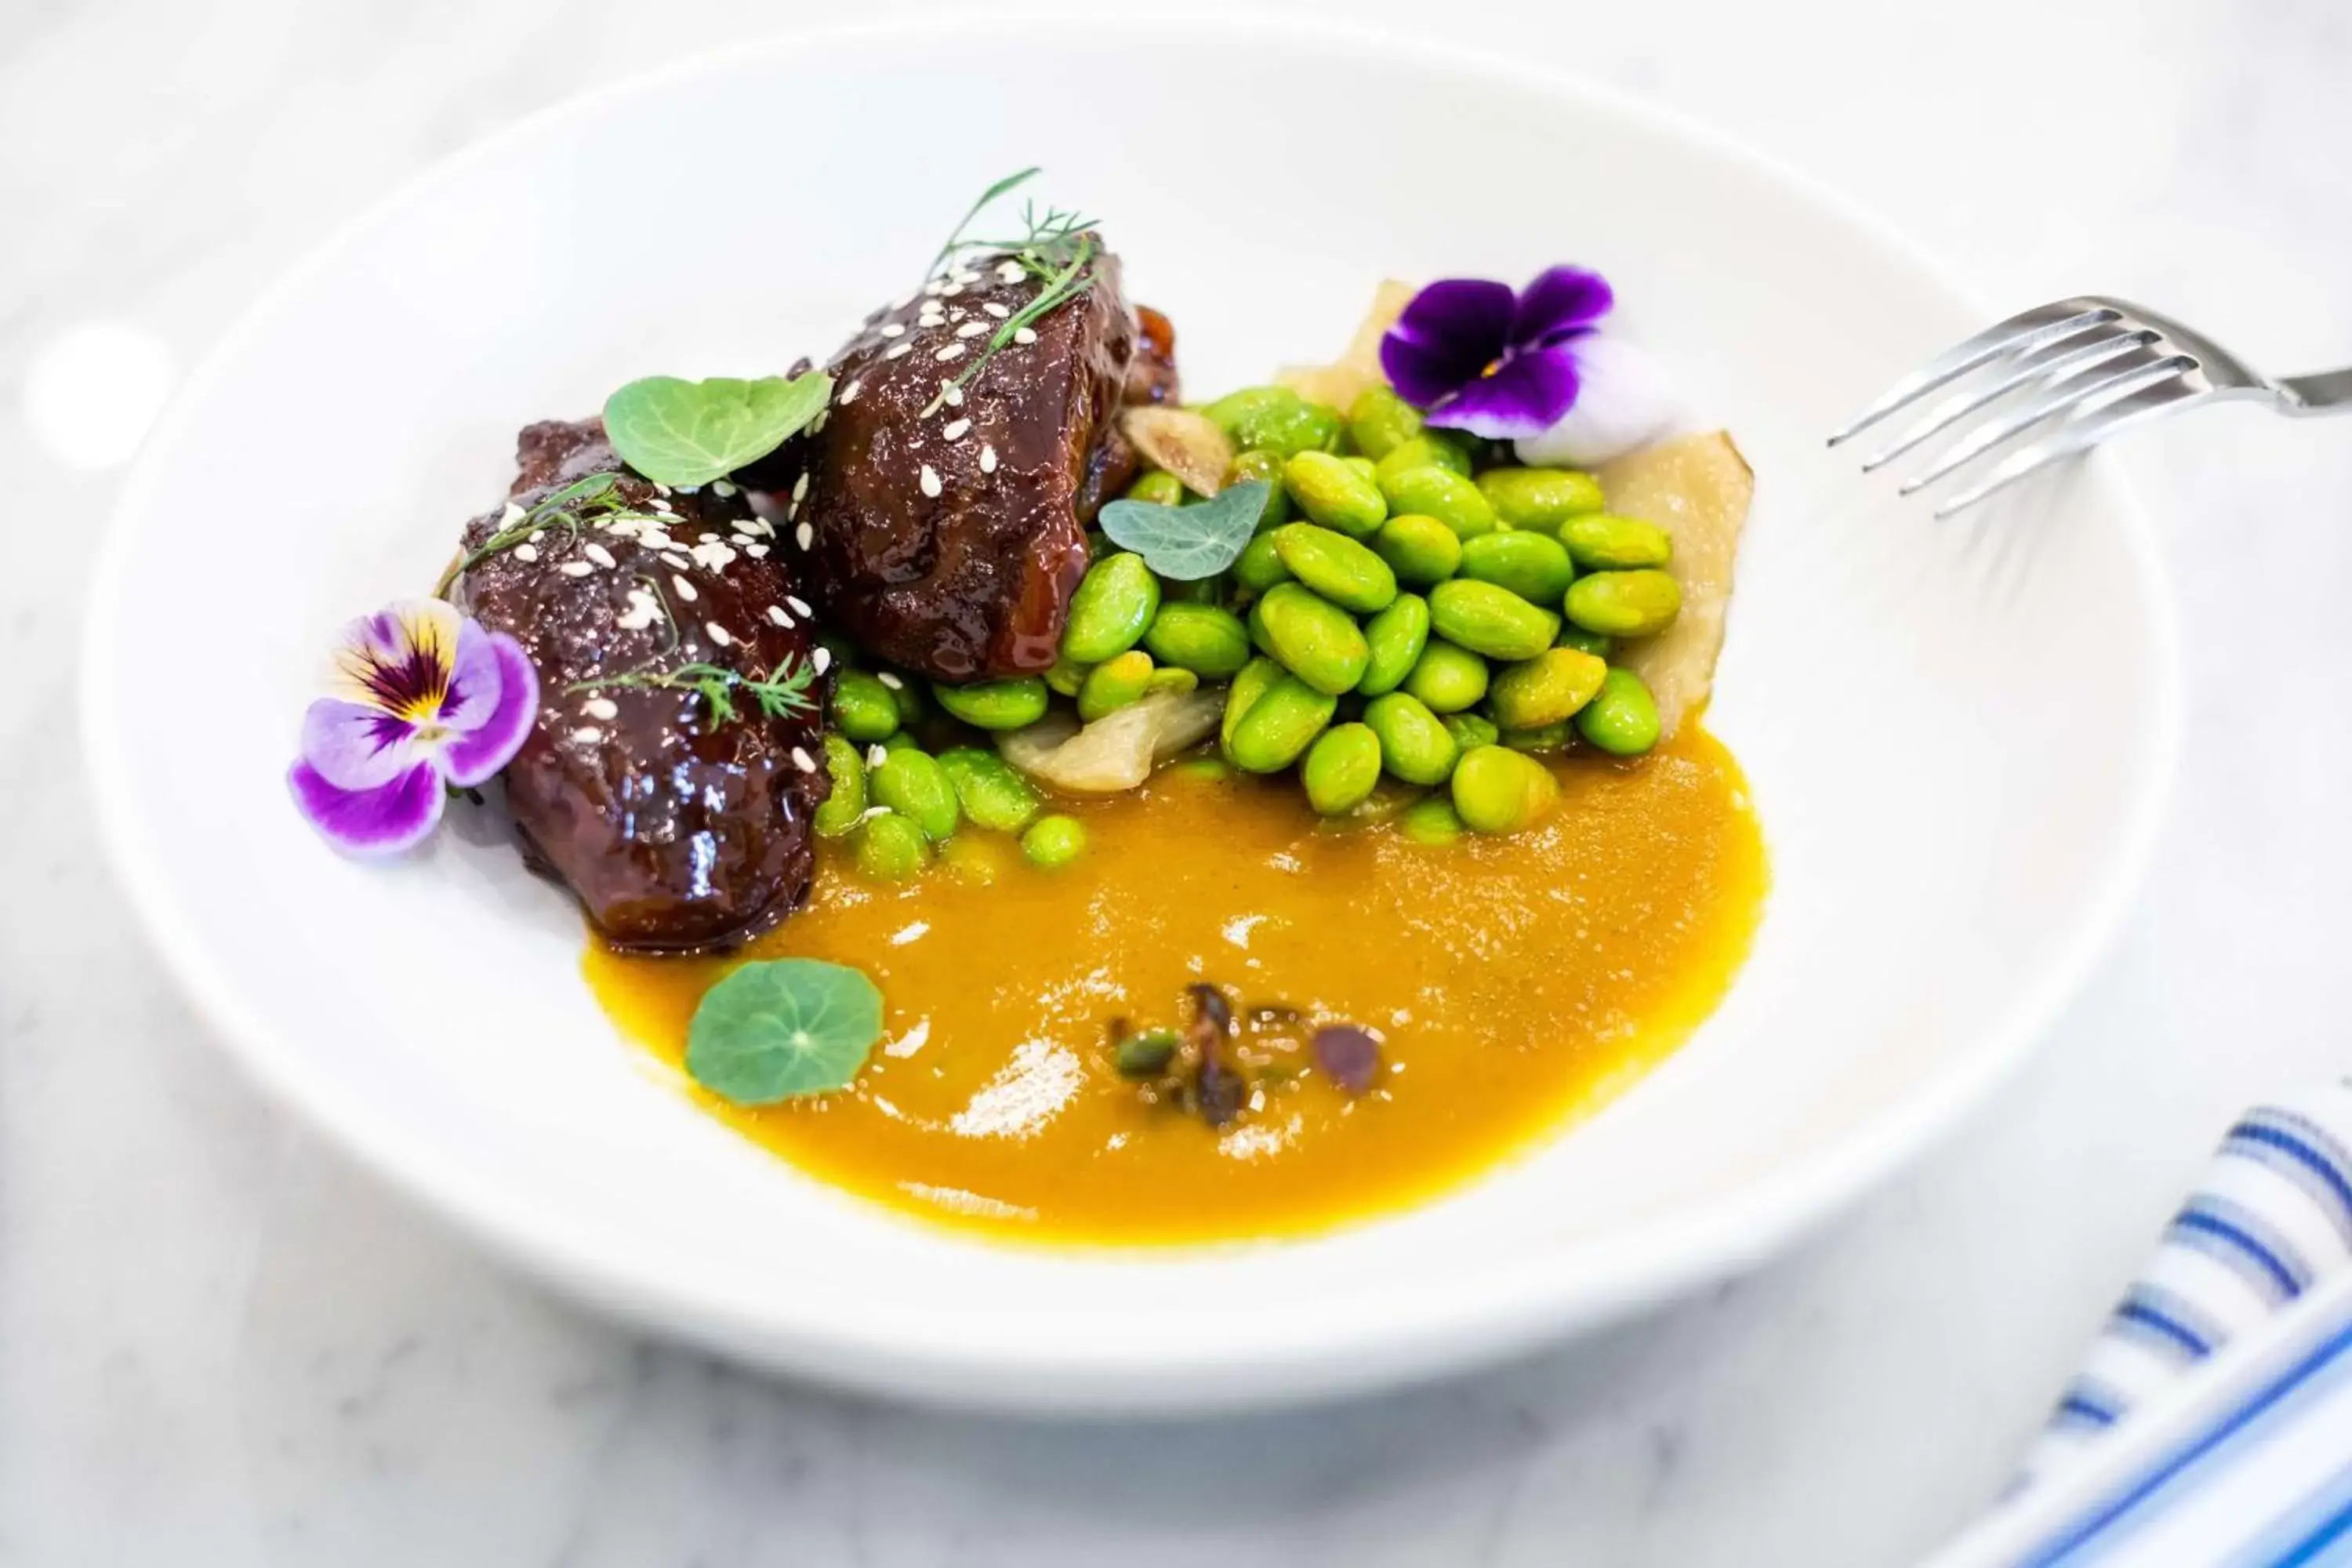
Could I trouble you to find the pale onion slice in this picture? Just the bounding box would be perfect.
[1595,431,1754,740]
[996,688,1225,793]
[1122,406,1233,496]
[1272,278,1417,415]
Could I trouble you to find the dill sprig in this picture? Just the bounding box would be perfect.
[922,168,1105,396]
[568,656,818,729]
[436,472,670,595]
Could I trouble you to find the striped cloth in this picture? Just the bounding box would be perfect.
[2020,1082,2352,1490]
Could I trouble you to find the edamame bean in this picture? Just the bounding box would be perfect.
[1379,466,1497,539]
[1576,667,1663,756]
[1563,568,1682,637]
[1356,593,1429,698]
[937,746,1043,833]
[831,669,901,743]
[931,675,1051,731]
[1225,448,1293,527]
[1443,712,1500,752]
[1460,531,1576,605]
[1555,627,1613,659]
[1341,456,1379,483]
[1374,514,1464,586]
[1167,755,1231,785]
[1271,523,1396,614]
[1403,639,1490,712]
[1115,1027,1182,1079]
[1501,723,1570,754]
[1486,647,1608,730]
[1283,452,1388,538]
[1145,601,1252,678]
[880,730,920,753]
[939,833,1006,884]
[1062,551,1161,662]
[813,734,866,837]
[1227,673,1338,773]
[1475,466,1606,533]
[1202,386,1343,458]
[1450,745,1560,835]
[855,810,932,880]
[1374,434,1474,485]
[1428,579,1561,660]
[1250,583,1370,695]
[1348,385,1425,461]
[1398,796,1465,846]
[1221,656,1286,752]
[1077,649,1156,721]
[1363,691,1461,786]
[870,748,961,842]
[1021,813,1087,869]
[1147,666,1199,696]
[1559,513,1673,570]
[1125,469,1187,506]
[1302,723,1384,815]
[1044,654,1089,697]
[1233,532,1294,594]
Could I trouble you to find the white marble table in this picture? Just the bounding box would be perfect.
[6,0,2349,1560]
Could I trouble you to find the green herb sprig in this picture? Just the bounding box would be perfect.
[924,168,1105,396]
[568,655,818,729]
[437,473,662,595]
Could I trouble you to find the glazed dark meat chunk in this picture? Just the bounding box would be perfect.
[781,249,1180,681]
[449,419,829,953]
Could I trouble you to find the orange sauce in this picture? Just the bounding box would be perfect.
[586,728,1766,1244]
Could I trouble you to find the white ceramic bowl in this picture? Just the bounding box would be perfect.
[83,15,2177,1413]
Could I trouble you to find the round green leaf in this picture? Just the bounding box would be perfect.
[684,958,884,1105]
[602,372,833,489]
[1097,480,1269,581]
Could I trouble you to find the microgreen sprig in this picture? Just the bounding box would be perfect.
[923,168,1105,395]
[437,473,670,595]
[568,657,818,729]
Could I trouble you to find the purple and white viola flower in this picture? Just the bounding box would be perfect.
[1380,265,1677,467]
[288,598,537,856]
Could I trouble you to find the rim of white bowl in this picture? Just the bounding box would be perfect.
[81,9,2183,1413]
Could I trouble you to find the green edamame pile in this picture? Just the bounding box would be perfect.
[808,376,1687,877]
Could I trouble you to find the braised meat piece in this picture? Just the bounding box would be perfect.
[782,250,1179,681]
[449,419,828,953]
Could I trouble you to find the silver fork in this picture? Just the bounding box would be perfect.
[1829,296,2352,517]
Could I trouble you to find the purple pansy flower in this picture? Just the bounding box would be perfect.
[289,598,537,855]
[1378,266,1615,441]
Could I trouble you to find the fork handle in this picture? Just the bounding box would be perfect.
[2278,368,2352,413]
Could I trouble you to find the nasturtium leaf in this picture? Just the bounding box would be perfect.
[684,958,884,1105]
[602,372,833,489]
[1096,480,1269,581]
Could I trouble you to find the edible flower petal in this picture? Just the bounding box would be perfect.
[1379,265,1616,441]
[289,597,539,855]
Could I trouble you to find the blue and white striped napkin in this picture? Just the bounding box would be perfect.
[1934,1081,2352,1566]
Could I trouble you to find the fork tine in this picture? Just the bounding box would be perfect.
[1933,381,2203,518]
[1826,302,2122,447]
[1896,350,2191,495]
[1860,327,2158,471]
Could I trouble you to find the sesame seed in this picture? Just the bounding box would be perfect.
[699,532,720,543]
[941,282,964,297]
[884,342,913,360]
[648,498,673,514]
[878,322,905,339]
[786,594,812,616]
[919,464,942,497]
[742,515,774,538]
[876,671,903,690]
[663,552,693,571]
[572,726,604,744]
[512,543,539,564]
[791,472,808,503]
[655,483,672,497]
[706,621,732,648]
[746,543,769,557]
[731,533,757,547]
[791,746,817,773]
[934,344,965,363]
[983,302,1010,319]
[672,574,697,601]
[942,418,971,441]
[712,478,738,497]
[996,260,1025,283]
[1013,327,1037,345]
[766,604,790,627]
[923,280,946,297]
[866,744,887,768]
[955,321,989,339]
[812,646,833,675]
[811,410,827,434]
[840,380,862,405]
[528,528,546,543]
[942,383,964,407]
[951,267,982,284]
[795,521,814,550]
[583,696,619,720]
[979,444,998,474]
[559,561,594,577]
[583,543,616,568]
[499,501,528,526]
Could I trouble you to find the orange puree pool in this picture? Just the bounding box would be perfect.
[586,728,1766,1244]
